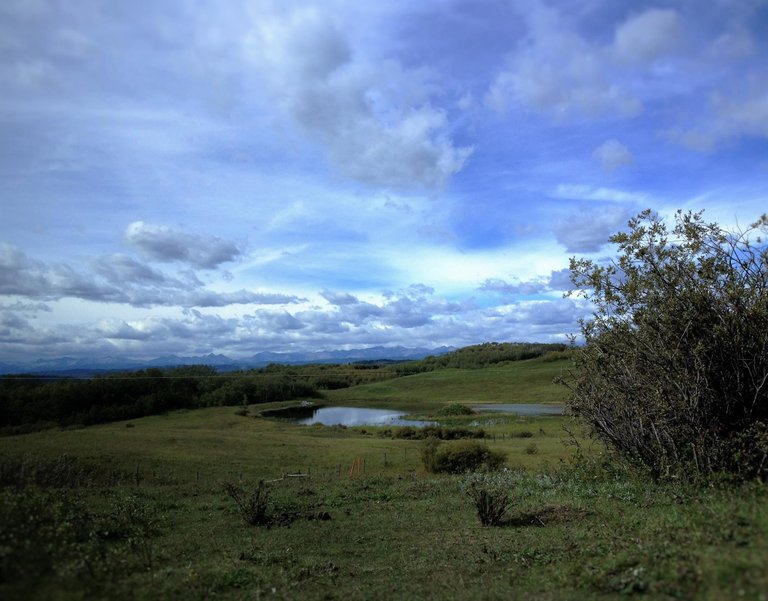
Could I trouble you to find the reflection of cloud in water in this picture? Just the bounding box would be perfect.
[296,406,435,427]
[268,403,563,427]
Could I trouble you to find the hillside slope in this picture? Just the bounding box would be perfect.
[325,356,571,409]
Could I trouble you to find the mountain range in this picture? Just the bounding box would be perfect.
[0,346,455,376]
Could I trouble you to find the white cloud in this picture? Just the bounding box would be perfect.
[665,79,768,151]
[485,4,641,119]
[553,184,648,204]
[711,86,768,139]
[246,6,472,188]
[612,9,681,65]
[709,26,756,61]
[593,139,634,171]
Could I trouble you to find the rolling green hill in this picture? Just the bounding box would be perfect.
[325,356,571,410]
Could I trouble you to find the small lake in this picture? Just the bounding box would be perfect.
[262,403,562,427]
[261,405,436,427]
[472,403,564,416]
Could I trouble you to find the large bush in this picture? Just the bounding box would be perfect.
[566,210,768,480]
[423,440,506,474]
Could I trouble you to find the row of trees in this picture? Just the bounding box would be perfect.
[394,342,570,376]
[0,365,322,433]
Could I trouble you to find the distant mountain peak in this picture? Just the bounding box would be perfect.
[0,345,455,375]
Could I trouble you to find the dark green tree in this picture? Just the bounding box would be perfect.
[565,209,768,480]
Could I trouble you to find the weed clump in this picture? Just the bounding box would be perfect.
[463,473,512,526]
[223,481,270,526]
[422,439,506,474]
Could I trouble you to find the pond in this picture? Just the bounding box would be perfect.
[262,402,563,427]
[261,405,436,427]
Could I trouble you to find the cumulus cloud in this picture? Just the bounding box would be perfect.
[0,301,51,313]
[248,6,472,188]
[504,298,588,327]
[124,222,241,269]
[485,5,642,119]
[485,7,690,122]
[92,254,168,284]
[479,268,573,298]
[479,278,546,296]
[0,285,589,363]
[665,79,768,151]
[708,26,756,61]
[547,268,573,291]
[320,290,360,306]
[308,286,465,332]
[554,206,634,253]
[612,9,681,65]
[593,139,634,171]
[0,243,300,308]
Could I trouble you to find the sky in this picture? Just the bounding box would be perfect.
[1,0,767,364]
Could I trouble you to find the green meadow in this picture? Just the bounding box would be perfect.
[1,356,767,600]
[325,356,570,409]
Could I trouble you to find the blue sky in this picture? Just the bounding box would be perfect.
[1,0,767,363]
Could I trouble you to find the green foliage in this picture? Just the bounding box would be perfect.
[424,440,507,474]
[566,209,768,480]
[395,342,569,375]
[420,438,441,473]
[378,425,485,440]
[0,366,321,432]
[435,403,475,416]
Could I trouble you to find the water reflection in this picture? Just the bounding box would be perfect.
[263,405,436,427]
[262,402,562,427]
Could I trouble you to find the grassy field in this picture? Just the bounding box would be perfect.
[325,356,571,409]
[1,358,767,600]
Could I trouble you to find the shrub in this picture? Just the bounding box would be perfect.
[420,438,441,473]
[425,440,506,474]
[223,481,270,526]
[566,210,768,480]
[435,403,475,416]
[524,443,538,455]
[461,472,515,526]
